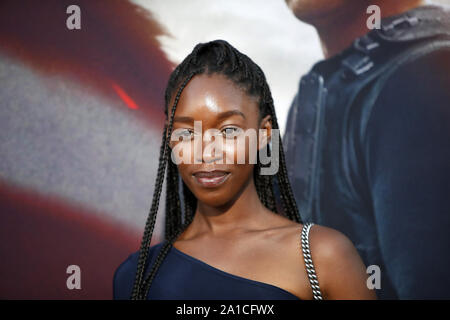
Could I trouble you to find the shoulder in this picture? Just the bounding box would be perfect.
[286,223,359,277]
[306,224,376,299]
[280,223,375,299]
[307,224,359,269]
[113,241,165,300]
[273,223,357,269]
[370,48,450,118]
[376,47,450,100]
[278,222,355,261]
[364,49,450,155]
[113,249,144,300]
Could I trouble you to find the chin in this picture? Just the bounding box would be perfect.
[287,0,348,24]
[195,193,232,208]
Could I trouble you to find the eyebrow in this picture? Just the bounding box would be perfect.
[172,109,246,123]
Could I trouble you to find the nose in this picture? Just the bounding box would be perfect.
[194,131,224,164]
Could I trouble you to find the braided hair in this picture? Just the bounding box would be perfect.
[131,39,302,299]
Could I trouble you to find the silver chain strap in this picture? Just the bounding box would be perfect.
[301,222,323,300]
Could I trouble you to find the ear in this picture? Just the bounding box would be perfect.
[258,114,272,151]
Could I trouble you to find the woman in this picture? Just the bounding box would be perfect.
[113,40,376,300]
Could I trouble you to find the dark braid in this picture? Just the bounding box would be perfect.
[164,160,180,239]
[131,40,302,299]
[131,72,198,299]
[264,91,301,223]
[182,179,197,223]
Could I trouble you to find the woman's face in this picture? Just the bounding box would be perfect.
[167,73,271,207]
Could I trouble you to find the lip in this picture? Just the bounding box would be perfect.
[192,170,230,188]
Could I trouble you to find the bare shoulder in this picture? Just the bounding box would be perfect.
[308,224,357,262]
[272,222,356,262]
[256,218,376,300]
[275,222,376,300]
[259,215,376,299]
[306,224,377,299]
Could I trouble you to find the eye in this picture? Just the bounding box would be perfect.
[222,126,242,138]
[173,129,194,140]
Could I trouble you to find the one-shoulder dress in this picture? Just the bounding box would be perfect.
[113,222,322,300]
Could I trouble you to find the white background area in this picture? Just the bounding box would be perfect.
[133,0,323,137]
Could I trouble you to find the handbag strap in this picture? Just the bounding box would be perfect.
[301,222,323,300]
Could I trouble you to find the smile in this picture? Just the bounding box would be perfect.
[192,171,230,188]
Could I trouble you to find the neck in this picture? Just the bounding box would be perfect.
[185,176,271,239]
[314,0,424,59]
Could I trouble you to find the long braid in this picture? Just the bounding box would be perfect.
[183,180,197,223]
[165,160,181,240]
[264,147,277,213]
[131,72,198,299]
[133,40,303,299]
[250,63,301,222]
[140,212,195,298]
[130,120,169,300]
[140,184,197,299]
[265,94,301,222]
[265,90,301,223]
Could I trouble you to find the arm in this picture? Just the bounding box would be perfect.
[364,49,450,299]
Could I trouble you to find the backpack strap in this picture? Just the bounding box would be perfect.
[301,222,323,300]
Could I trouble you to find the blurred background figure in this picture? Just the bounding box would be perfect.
[283,0,450,299]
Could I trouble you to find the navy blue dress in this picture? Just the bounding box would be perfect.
[113,240,300,300]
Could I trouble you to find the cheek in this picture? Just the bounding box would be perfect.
[177,163,199,199]
[223,135,259,165]
[169,139,197,164]
[177,163,190,183]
